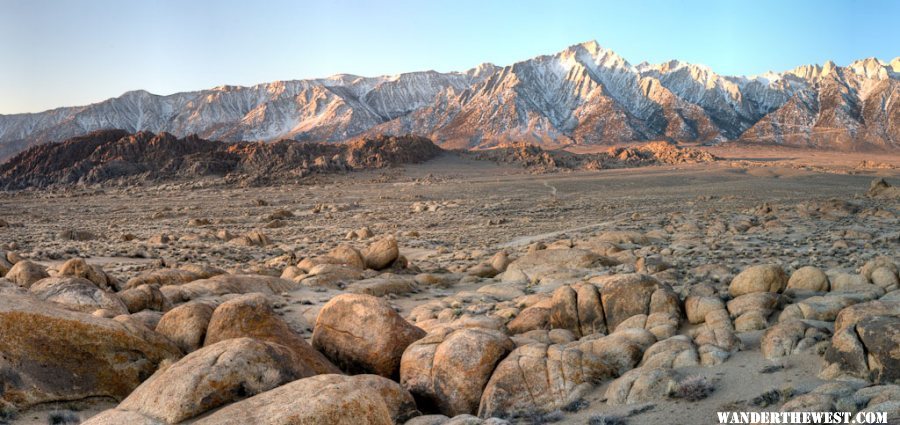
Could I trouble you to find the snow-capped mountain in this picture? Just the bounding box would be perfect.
[1,41,898,160]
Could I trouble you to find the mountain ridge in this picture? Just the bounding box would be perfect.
[1,41,898,160]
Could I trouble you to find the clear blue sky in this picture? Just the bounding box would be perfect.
[1,0,897,114]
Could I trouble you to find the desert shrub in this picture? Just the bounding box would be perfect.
[670,375,715,402]
[562,398,589,412]
[750,386,795,408]
[521,409,565,424]
[47,409,80,425]
[0,400,18,425]
[588,414,628,425]
[758,364,784,374]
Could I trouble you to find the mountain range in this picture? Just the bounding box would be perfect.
[1,40,898,160]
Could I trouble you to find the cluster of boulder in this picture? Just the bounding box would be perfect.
[1,223,899,424]
[466,141,716,173]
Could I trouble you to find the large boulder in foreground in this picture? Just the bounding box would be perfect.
[114,338,308,424]
[0,293,181,407]
[192,374,418,425]
[400,327,514,416]
[204,293,340,376]
[313,293,425,378]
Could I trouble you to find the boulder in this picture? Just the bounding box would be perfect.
[57,258,118,291]
[29,276,128,315]
[160,274,297,303]
[734,311,769,332]
[549,283,606,337]
[328,244,366,269]
[467,263,499,278]
[502,248,613,284]
[192,374,418,425]
[154,301,215,353]
[0,253,12,276]
[861,257,898,282]
[761,320,830,359]
[130,310,164,330]
[593,273,681,335]
[728,264,787,297]
[81,409,162,425]
[123,268,201,290]
[823,325,871,380]
[313,294,425,378]
[114,338,307,424]
[347,274,418,297]
[726,292,780,318]
[477,343,614,418]
[693,309,741,363]
[786,266,830,293]
[177,264,226,279]
[871,268,900,291]
[781,294,859,322]
[780,393,836,413]
[506,306,550,335]
[595,230,649,245]
[362,236,400,270]
[205,293,340,376]
[0,293,181,408]
[830,273,871,291]
[574,329,656,375]
[605,367,678,405]
[400,327,514,416]
[298,255,348,273]
[228,229,271,247]
[685,296,725,325]
[299,263,365,287]
[118,284,170,313]
[490,251,511,273]
[834,300,900,335]
[5,260,48,288]
[856,316,900,383]
[640,336,700,369]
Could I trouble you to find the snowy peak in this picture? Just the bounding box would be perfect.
[1,41,899,160]
[848,57,890,79]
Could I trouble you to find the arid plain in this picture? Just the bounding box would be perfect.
[1,144,899,425]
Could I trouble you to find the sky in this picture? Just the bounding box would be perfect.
[1,0,898,114]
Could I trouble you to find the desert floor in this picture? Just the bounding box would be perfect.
[2,146,898,424]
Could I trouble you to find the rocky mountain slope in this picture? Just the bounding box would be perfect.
[0,130,718,190]
[1,42,898,159]
[0,130,443,189]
